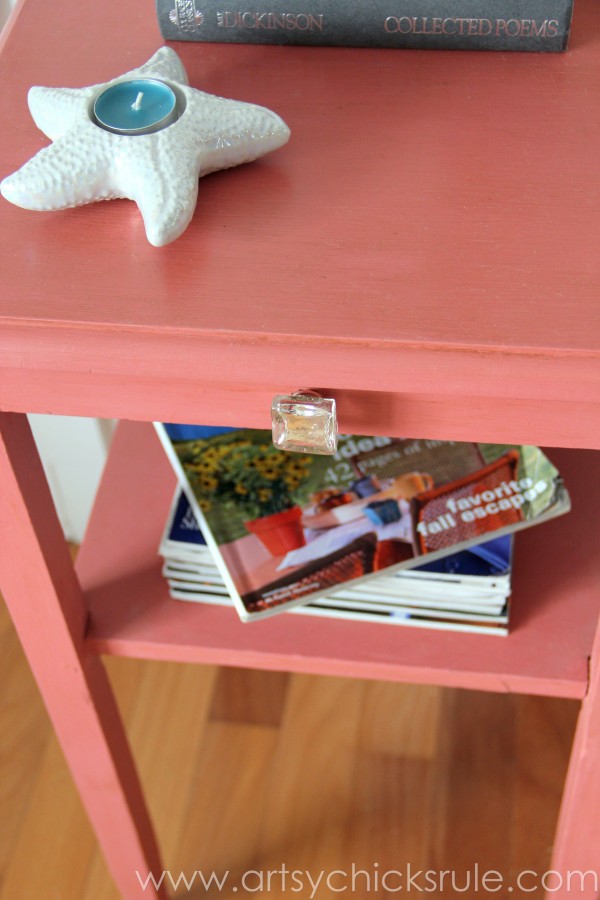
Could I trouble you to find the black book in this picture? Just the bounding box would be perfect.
[155,0,573,52]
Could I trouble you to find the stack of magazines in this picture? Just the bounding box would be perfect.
[159,489,513,634]
[155,426,571,637]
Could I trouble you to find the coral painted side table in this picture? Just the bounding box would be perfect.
[1,0,599,896]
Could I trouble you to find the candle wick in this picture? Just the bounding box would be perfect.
[131,92,144,111]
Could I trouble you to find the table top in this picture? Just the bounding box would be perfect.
[0,0,599,439]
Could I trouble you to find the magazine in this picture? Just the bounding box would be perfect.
[159,488,512,633]
[159,489,211,561]
[155,424,569,622]
[161,489,512,601]
[164,560,509,612]
[168,584,511,634]
[160,489,511,586]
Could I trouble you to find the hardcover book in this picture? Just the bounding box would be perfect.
[155,424,569,622]
[155,0,573,52]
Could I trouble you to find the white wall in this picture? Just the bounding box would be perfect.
[28,417,115,542]
[0,0,14,29]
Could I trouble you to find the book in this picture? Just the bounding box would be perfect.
[159,488,513,634]
[155,424,568,622]
[155,0,573,52]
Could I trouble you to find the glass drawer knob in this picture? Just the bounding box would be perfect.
[271,391,338,455]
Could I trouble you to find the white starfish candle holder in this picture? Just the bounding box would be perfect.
[0,48,290,246]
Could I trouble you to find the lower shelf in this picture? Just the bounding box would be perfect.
[78,421,600,699]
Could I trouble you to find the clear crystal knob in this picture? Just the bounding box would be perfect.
[271,391,338,455]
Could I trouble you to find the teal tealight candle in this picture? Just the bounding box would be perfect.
[93,78,178,135]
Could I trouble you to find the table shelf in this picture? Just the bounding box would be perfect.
[78,421,600,700]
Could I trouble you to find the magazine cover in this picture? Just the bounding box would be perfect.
[155,424,569,622]
[160,489,208,557]
[158,487,512,635]
[160,488,513,598]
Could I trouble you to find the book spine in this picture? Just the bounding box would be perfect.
[155,0,573,52]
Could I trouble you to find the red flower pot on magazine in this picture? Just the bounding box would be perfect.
[244,506,306,556]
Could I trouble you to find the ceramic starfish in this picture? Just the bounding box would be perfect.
[0,47,290,246]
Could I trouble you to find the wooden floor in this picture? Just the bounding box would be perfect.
[0,594,580,900]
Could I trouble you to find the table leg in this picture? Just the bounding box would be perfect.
[548,620,600,899]
[0,412,167,900]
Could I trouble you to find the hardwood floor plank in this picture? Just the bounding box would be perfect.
[208,667,290,727]
[0,601,52,882]
[358,681,442,759]
[114,658,218,861]
[344,754,436,897]
[511,695,580,898]
[430,689,518,893]
[0,732,97,900]
[173,721,280,897]
[254,674,366,897]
